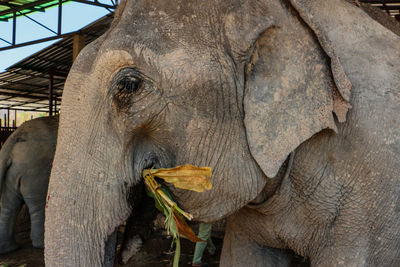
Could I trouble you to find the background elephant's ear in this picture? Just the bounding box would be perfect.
[244,16,338,178]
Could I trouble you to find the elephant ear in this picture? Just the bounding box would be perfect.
[289,0,400,104]
[224,1,273,61]
[244,0,400,178]
[243,8,340,178]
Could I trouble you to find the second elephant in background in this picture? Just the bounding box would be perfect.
[0,115,58,253]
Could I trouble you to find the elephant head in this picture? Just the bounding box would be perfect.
[45,0,400,266]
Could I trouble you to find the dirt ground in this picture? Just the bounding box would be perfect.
[0,230,222,267]
[0,206,308,267]
[0,229,222,267]
[0,206,222,267]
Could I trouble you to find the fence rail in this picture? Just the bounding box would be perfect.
[0,126,17,149]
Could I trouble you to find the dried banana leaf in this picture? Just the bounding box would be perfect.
[143,164,212,192]
[143,164,212,266]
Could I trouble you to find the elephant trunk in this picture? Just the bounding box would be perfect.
[45,170,131,266]
[44,134,133,266]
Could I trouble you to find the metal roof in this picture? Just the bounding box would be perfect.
[0,1,117,50]
[360,0,400,17]
[0,13,112,112]
[0,0,60,21]
[0,0,116,21]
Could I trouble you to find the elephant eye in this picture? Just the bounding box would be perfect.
[114,68,143,94]
[112,68,144,109]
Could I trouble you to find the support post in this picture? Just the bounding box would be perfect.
[14,110,17,127]
[49,73,54,116]
[58,0,62,35]
[7,109,10,128]
[12,12,16,45]
[73,33,85,62]
[382,3,390,15]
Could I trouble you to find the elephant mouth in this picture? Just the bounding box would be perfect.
[107,180,159,265]
[105,156,166,265]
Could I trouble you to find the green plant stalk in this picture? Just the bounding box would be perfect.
[144,172,192,266]
[173,236,181,267]
[144,173,193,220]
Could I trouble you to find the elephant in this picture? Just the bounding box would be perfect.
[44,0,400,266]
[0,115,58,253]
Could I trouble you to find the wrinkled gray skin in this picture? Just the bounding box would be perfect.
[45,0,400,266]
[0,116,58,253]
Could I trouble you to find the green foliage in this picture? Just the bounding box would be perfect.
[143,164,212,266]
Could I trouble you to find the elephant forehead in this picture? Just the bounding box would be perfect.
[115,0,216,49]
[97,18,222,90]
[100,34,218,85]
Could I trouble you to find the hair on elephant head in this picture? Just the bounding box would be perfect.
[45,0,400,266]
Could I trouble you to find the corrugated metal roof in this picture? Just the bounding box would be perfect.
[0,13,112,112]
[0,0,61,21]
[359,0,400,17]
[360,0,400,17]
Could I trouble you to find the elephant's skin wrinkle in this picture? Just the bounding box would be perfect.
[46,0,400,266]
[0,116,58,254]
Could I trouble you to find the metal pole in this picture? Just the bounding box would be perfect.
[12,11,16,45]
[73,33,86,62]
[7,109,10,128]
[49,73,54,116]
[382,3,391,15]
[58,0,62,35]
[54,98,57,114]
[14,109,17,127]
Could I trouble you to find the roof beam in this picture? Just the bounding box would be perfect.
[3,98,43,108]
[378,5,400,10]
[0,32,75,51]
[0,77,63,90]
[0,2,45,13]
[71,0,116,9]
[0,86,63,97]
[12,64,71,75]
[0,91,62,101]
[0,107,54,112]
[6,68,67,80]
[0,0,53,17]
[360,0,400,3]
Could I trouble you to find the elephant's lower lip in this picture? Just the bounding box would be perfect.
[114,174,160,265]
[112,210,138,264]
[115,222,130,262]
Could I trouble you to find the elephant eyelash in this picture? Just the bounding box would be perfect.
[112,68,144,109]
[113,68,144,94]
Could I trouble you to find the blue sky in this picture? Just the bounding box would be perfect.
[0,1,115,72]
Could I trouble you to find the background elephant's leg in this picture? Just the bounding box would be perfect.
[220,214,292,267]
[20,169,50,249]
[0,184,23,253]
[24,197,45,248]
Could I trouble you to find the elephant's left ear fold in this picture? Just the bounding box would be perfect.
[244,20,338,178]
[224,2,273,60]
